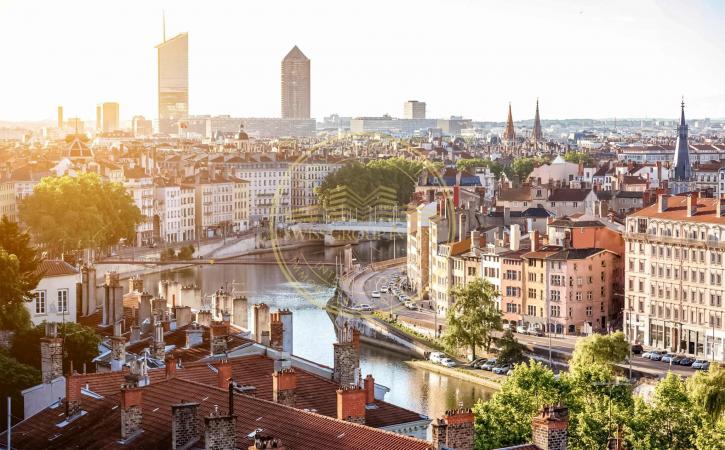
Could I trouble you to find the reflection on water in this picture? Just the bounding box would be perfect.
[140,242,494,419]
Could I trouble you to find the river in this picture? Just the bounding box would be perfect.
[140,240,494,419]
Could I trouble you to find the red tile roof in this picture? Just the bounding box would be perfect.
[33,260,79,278]
[631,195,724,225]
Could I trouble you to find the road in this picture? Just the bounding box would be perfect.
[344,265,700,378]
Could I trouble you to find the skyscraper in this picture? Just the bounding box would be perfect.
[281,46,310,119]
[404,100,426,119]
[96,102,120,133]
[156,32,189,135]
[57,106,63,129]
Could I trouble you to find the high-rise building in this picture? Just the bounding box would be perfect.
[132,115,153,137]
[404,100,426,119]
[57,106,63,129]
[96,102,120,133]
[156,32,189,135]
[281,46,310,119]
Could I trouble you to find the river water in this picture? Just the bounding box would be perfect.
[141,240,494,419]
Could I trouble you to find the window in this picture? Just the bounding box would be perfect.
[57,289,68,313]
[551,290,560,301]
[586,306,593,317]
[551,305,560,317]
[34,291,46,314]
[528,288,537,299]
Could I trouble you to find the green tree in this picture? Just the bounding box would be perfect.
[11,322,101,374]
[688,364,725,423]
[563,151,594,166]
[0,352,41,428]
[496,329,526,364]
[569,331,630,369]
[0,217,42,331]
[443,279,501,358]
[19,173,142,256]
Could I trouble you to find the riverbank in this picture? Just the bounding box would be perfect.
[406,360,503,391]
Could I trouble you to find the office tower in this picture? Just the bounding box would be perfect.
[96,102,120,133]
[132,115,153,137]
[404,100,426,119]
[57,106,63,129]
[156,32,189,135]
[65,117,84,133]
[281,46,310,119]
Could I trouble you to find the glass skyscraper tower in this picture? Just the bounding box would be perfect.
[156,32,188,135]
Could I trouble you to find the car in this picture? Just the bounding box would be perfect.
[439,358,456,367]
[429,352,445,364]
[691,359,709,370]
[527,325,544,337]
[492,364,512,375]
[661,353,677,363]
[481,359,497,371]
[381,287,389,293]
[678,357,694,366]
[516,325,527,334]
[404,301,417,310]
[371,291,381,299]
[671,355,687,365]
[630,344,643,355]
[641,350,656,359]
[469,357,487,367]
[649,351,667,361]
[696,361,711,371]
[473,359,489,369]
[502,323,512,331]
[357,304,373,311]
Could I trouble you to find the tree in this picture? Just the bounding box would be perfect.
[569,332,630,369]
[0,352,40,429]
[688,364,725,424]
[510,157,536,181]
[443,279,501,359]
[497,329,526,364]
[19,173,143,256]
[0,217,42,331]
[11,322,101,374]
[563,151,594,166]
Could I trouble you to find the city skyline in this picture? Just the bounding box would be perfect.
[1,0,725,123]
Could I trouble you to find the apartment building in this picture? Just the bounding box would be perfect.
[406,201,437,294]
[624,194,725,360]
[154,182,183,243]
[0,179,16,221]
[180,185,196,241]
[234,158,291,226]
[189,173,244,238]
[233,177,250,231]
[123,167,154,245]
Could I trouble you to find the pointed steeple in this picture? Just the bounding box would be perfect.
[672,97,691,181]
[503,102,516,143]
[532,99,543,142]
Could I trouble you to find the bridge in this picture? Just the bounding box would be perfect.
[289,221,407,234]
[97,258,336,266]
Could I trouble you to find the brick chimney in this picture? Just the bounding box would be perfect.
[40,329,63,383]
[152,321,165,360]
[333,323,359,387]
[531,405,569,450]
[174,306,192,328]
[248,434,285,450]
[336,386,366,424]
[270,314,283,351]
[171,402,200,450]
[165,355,177,379]
[431,408,475,450]
[232,296,248,329]
[272,369,297,407]
[531,230,540,252]
[196,310,212,327]
[66,371,83,418]
[103,271,123,327]
[657,194,669,213]
[129,276,143,293]
[364,374,375,405]
[210,322,229,355]
[185,326,204,348]
[216,360,232,389]
[110,334,127,372]
[204,407,236,450]
[138,292,152,328]
[120,385,143,442]
[687,192,698,217]
[152,297,167,322]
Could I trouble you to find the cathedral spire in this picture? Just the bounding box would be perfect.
[672,97,691,182]
[503,102,516,143]
[532,98,542,142]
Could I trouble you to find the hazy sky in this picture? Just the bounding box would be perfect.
[1,0,724,123]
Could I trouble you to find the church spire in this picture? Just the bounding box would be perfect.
[503,102,516,143]
[532,98,542,142]
[672,97,691,182]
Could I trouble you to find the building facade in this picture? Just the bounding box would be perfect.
[281,46,310,120]
[157,32,189,135]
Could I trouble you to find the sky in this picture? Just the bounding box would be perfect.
[1,0,724,123]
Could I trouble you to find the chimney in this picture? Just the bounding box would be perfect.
[470,230,480,255]
[153,321,165,360]
[336,386,366,425]
[185,326,204,348]
[458,213,467,240]
[270,313,283,350]
[129,276,143,293]
[138,293,152,329]
[210,322,229,355]
[278,309,293,354]
[204,407,236,450]
[510,224,521,251]
[431,409,475,450]
[531,405,569,450]
[252,303,270,343]
[40,330,63,383]
[174,306,192,328]
[120,385,143,442]
[718,196,725,218]
[196,310,212,327]
[657,194,669,213]
[171,402,200,450]
[532,230,540,252]
[364,374,375,405]
[215,360,232,389]
[260,331,270,347]
[248,434,285,450]
[687,192,698,217]
[66,371,83,418]
[102,272,123,327]
[503,207,511,225]
[130,325,141,343]
[165,355,177,379]
[110,334,127,372]
[232,296,248,329]
[80,265,97,316]
[333,323,359,387]
[152,297,168,322]
[272,369,297,407]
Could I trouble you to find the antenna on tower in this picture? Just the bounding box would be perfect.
[162,9,167,43]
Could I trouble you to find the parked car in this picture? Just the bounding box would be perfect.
[649,351,667,361]
[492,364,512,375]
[516,325,527,334]
[527,325,544,337]
[481,359,497,371]
[371,291,381,299]
[691,359,709,370]
[678,357,694,366]
[429,352,445,364]
[357,304,373,311]
[671,355,687,365]
[661,353,677,363]
[440,358,456,367]
[630,344,643,355]
[502,323,512,331]
[381,287,389,293]
[696,361,710,371]
[404,301,416,310]
[470,357,487,368]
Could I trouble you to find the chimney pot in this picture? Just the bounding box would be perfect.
[687,192,699,217]
[216,360,232,389]
[171,402,200,450]
[531,405,569,450]
[120,386,143,441]
[210,322,230,355]
[336,387,366,425]
[364,374,375,404]
[165,355,177,379]
[272,369,297,407]
[66,372,83,418]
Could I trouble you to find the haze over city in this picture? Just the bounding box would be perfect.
[1,0,725,122]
